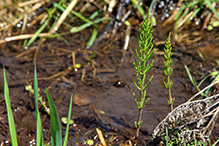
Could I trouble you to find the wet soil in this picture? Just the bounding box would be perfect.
[1,4,219,146]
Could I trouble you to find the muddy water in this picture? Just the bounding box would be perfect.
[0,18,219,146]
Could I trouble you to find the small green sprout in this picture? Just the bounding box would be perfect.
[25,84,50,114]
[163,33,174,112]
[133,13,154,138]
[61,117,74,125]
[83,139,94,145]
[75,63,81,69]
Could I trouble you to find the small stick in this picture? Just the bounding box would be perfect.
[18,0,41,7]
[201,2,216,31]
[50,0,78,34]
[202,108,219,136]
[177,11,194,29]
[80,0,94,13]
[112,2,122,36]
[72,51,76,69]
[28,0,49,14]
[96,128,106,146]
[0,32,52,44]
[28,12,47,27]
[21,14,28,34]
[124,24,131,50]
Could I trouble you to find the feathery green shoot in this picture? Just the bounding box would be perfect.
[163,33,174,112]
[133,14,154,138]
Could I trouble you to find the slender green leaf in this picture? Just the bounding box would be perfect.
[133,93,138,103]
[165,127,169,146]
[139,121,143,127]
[143,98,150,107]
[70,18,112,33]
[134,47,140,59]
[143,75,154,90]
[142,90,146,103]
[212,139,219,146]
[27,17,51,47]
[63,94,73,146]
[53,2,75,18]
[136,72,142,85]
[133,80,141,90]
[134,121,137,128]
[197,74,210,88]
[45,89,62,146]
[89,10,101,19]
[89,50,97,61]
[184,65,200,91]
[137,102,141,109]
[3,67,18,146]
[62,4,96,26]
[86,27,98,48]
[34,60,43,146]
[136,5,146,19]
[205,0,219,19]
[144,60,154,74]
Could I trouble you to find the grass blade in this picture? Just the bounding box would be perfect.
[165,127,169,146]
[86,27,98,48]
[34,61,43,146]
[26,17,51,47]
[45,89,62,146]
[184,65,208,97]
[63,94,73,146]
[184,65,199,90]
[205,0,219,19]
[70,17,112,33]
[3,67,18,146]
[212,139,219,146]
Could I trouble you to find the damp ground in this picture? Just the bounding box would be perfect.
[1,3,219,146]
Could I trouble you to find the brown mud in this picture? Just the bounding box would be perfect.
[1,6,219,146]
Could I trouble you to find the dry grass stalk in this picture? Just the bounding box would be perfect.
[50,0,78,34]
[96,128,107,146]
[153,80,219,143]
[0,0,50,40]
[0,0,78,45]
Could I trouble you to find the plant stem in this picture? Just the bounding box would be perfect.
[133,13,154,138]
[167,75,173,111]
[136,88,144,137]
[136,108,142,137]
[163,33,174,112]
[168,83,173,112]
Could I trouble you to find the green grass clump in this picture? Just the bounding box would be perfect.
[3,61,73,146]
[133,13,155,138]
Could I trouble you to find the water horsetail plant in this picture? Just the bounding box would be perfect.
[133,14,155,138]
[163,33,174,112]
